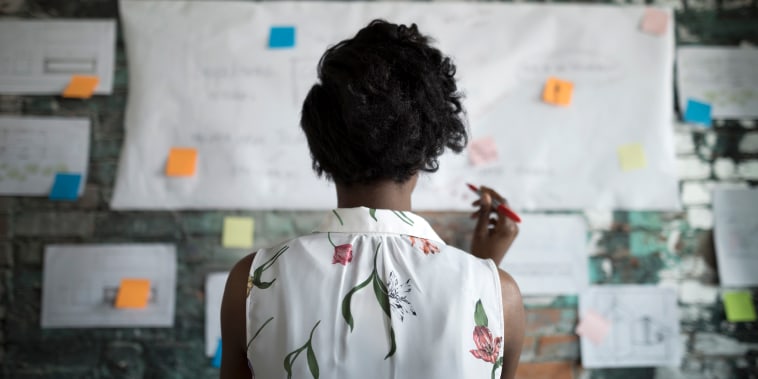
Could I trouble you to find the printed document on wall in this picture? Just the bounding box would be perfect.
[713,187,758,287]
[498,214,588,295]
[205,272,229,357]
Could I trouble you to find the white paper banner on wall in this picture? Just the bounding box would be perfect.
[114,1,678,211]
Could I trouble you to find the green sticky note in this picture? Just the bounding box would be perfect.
[222,216,254,248]
[723,291,757,322]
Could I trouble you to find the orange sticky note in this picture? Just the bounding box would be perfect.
[542,77,573,106]
[62,75,99,99]
[114,278,151,309]
[166,147,198,177]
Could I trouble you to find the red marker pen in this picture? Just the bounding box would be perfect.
[467,183,522,223]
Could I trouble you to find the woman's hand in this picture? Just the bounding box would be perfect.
[470,186,519,266]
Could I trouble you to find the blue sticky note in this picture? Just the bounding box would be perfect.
[269,26,296,48]
[49,173,81,201]
[684,99,712,126]
[211,338,222,368]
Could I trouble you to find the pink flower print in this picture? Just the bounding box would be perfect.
[469,325,502,364]
[332,243,353,265]
[409,236,440,255]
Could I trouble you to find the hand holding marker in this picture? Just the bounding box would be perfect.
[467,183,522,223]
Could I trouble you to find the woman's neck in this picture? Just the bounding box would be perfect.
[336,176,417,211]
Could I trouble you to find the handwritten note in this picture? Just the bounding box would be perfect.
[62,75,99,99]
[468,137,499,166]
[49,173,82,201]
[269,26,296,48]
[723,291,757,322]
[166,147,198,177]
[223,217,255,248]
[617,143,647,172]
[713,188,758,287]
[115,278,151,309]
[640,8,668,36]
[576,309,611,345]
[542,77,573,106]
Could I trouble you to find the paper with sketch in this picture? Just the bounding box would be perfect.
[41,244,176,328]
[205,272,229,357]
[0,20,115,94]
[579,286,681,368]
[0,116,90,196]
[114,1,677,211]
[677,47,758,118]
[713,188,758,287]
[498,215,588,295]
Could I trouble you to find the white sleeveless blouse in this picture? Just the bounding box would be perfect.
[245,207,505,378]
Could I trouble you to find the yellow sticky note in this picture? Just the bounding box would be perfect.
[542,77,573,106]
[617,143,647,171]
[62,75,99,99]
[115,278,151,309]
[166,147,198,177]
[223,216,255,248]
[723,291,757,322]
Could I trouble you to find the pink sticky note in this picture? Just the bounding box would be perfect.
[641,8,669,36]
[468,137,498,166]
[575,309,611,345]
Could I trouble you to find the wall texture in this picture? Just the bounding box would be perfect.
[1,0,757,378]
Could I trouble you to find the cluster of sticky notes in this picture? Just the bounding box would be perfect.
[723,291,757,322]
[617,143,648,172]
[269,26,296,48]
[49,172,82,201]
[468,136,499,166]
[542,77,573,106]
[683,98,712,127]
[640,8,669,36]
[575,309,612,345]
[62,75,99,99]
[166,147,198,177]
[223,216,255,249]
[115,278,151,309]
[212,338,223,368]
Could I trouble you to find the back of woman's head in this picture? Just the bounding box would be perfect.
[300,19,467,186]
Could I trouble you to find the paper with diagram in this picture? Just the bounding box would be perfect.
[205,272,229,357]
[713,187,758,287]
[41,244,177,328]
[0,20,115,94]
[0,116,90,196]
[579,286,681,368]
[498,214,588,295]
[114,1,677,211]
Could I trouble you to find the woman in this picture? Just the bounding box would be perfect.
[221,20,524,378]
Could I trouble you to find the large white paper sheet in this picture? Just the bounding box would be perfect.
[677,47,758,119]
[713,188,758,287]
[205,272,229,357]
[498,214,588,295]
[0,20,116,94]
[114,1,678,211]
[0,116,90,196]
[579,286,681,368]
[41,244,177,328]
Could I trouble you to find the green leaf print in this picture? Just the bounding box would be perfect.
[369,208,378,221]
[247,316,275,351]
[372,274,391,318]
[384,325,397,360]
[341,273,373,331]
[307,345,319,378]
[491,357,504,379]
[474,300,488,327]
[332,209,344,226]
[283,320,321,379]
[391,210,414,226]
[252,245,289,289]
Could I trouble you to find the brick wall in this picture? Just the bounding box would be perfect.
[1,0,757,378]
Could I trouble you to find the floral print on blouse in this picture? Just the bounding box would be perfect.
[245,207,505,378]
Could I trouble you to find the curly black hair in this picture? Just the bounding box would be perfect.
[300,19,467,186]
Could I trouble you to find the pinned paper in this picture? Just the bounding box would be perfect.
[223,216,255,248]
[269,26,296,48]
[468,137,499,166]
[723,291,757,322]
[683,99,712,127]
[575,309,611,345]
[49,173,82,201]
[211,338,222,368]
[617,143,647,172]
[542,77,573,106]
[115,278,151,309]
[640,8,669,36]
[62,75,99,99]
[166,147,198,177]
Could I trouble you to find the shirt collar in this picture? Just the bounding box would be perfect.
[315,207,444,244]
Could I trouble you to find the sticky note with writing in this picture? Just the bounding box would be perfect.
[211,338,222,368]
[640,8,669,36]
[684,99,712,127]
[49,172,82,201]
[166,147,198,177]
[542,77,573,106]
[115,278,151,309]
[223,216,255,248]
[723,291,757,322]
[269,26,296,48]
[62,75,99,99]
[575,309,611,345]
[617,143,647,172]
[468,137,499,166]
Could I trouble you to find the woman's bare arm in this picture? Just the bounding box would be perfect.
[499,269,525,379]
[220,254,255,379]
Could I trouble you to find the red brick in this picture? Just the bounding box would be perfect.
[537,334,579,360]
[525,308,563,334]
[515,361,575,379]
